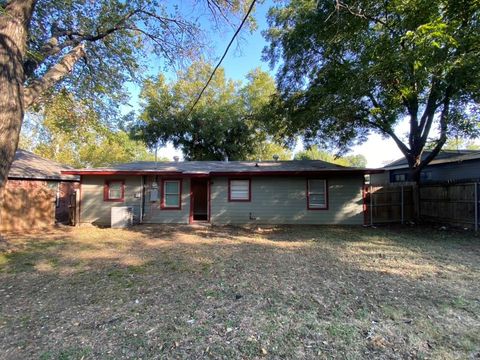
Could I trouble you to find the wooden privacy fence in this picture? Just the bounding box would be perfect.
[365,182,480,230]
[0,186,55,232]
[420,183,480,230]
[364,184,415,225]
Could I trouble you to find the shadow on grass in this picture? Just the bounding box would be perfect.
[0,224,479,358]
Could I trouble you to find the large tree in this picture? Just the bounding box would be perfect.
[0,0,247,188]
[294,146,367,167]
[264,0,480,181]
[133,63,281,160]
[20,90,160,167]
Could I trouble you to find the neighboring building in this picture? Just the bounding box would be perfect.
[63,160,375,226]
[0,150,80,231]
[370,150,480,185]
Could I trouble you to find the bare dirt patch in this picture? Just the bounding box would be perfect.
[0,225,479,359]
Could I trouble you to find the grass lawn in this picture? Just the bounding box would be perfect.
[0,224,479,359]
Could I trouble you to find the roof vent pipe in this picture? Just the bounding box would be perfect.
[173,156,179,162]
[224,156,229,163]
[273,154,279,162]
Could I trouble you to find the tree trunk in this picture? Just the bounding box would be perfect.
[0,0,36,189]
[408,155,422,221]
[409,167,421,184]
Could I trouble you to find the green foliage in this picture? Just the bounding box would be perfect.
[293,146,367,167]
[247,141,292,161]
[133,63,280,160]
[264,0,480,176]
[427,137,480,151]
[21,90,156,167]
[345,154,368,168]
[18,0,251,121]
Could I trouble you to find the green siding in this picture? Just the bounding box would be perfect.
[210,176,364,225]
[81,175,365,226]
[80,175,142,226]
[143,176,190,224]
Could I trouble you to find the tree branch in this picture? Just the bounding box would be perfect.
[335,0,390,28]
[127,26,175,64]
[24,8,139,78]
[23,43,86,108]
[418,86,451,169]
[383,127,410,157]
[366,118,410,157]
[24,37,75,78]
[367,92,380,108]
[418,78,440,143]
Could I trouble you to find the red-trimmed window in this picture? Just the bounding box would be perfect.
[307,179,328,210]
[228,179,251,202]
[161,179,182,209]
[104,180,125,202]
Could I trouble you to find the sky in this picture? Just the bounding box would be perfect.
[130,0,407,167]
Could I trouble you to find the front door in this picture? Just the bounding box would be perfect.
[191,179,209,222]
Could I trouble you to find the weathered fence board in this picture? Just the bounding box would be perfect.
[364,184,414,225]
[366,182,480,230]
[0,184,55,232]
[420,183,478,228]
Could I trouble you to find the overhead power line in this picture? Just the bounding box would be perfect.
[185,0,257,118]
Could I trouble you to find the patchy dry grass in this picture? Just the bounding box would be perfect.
[0,224,479,359]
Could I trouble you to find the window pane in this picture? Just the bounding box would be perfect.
[308,179,326,208]
[109,189,121,199]
[309,180,325,193]
[309,194,325,205]
[231,181,248,190]
[165,194,179,207]
[110,182,121,191]
[165,181,179,194]
[108,181,122,199]
[231,191,248,199]
[230,180,249,200]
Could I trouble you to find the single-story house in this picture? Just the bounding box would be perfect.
[62,160,377,226]
[0,149,80,231]
[370,150,480,184]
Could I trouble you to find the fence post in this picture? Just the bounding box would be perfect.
[370,185,373,226]
[475,183,478,232]
[401,186,404,224]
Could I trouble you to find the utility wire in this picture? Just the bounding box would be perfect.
[185,0,257,118]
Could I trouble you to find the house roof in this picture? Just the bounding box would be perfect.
[63,160,381,176]
[384,150,480,170]
[8,149,80,181]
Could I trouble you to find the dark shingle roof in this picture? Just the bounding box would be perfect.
[63,159,375,175]
[384,150,480,169]
[8,149,79,181]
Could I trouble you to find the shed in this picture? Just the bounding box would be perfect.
[1,150,80,231]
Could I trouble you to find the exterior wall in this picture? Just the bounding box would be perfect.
[143,176,190,224]
[80,174,365,226]
[0,179,79,231]
[1,179,55,231]
[210,175,364,225]
[382,159,480,184]
[80,175,143,226]
[417,160,480,182]
[370,172,389,185]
